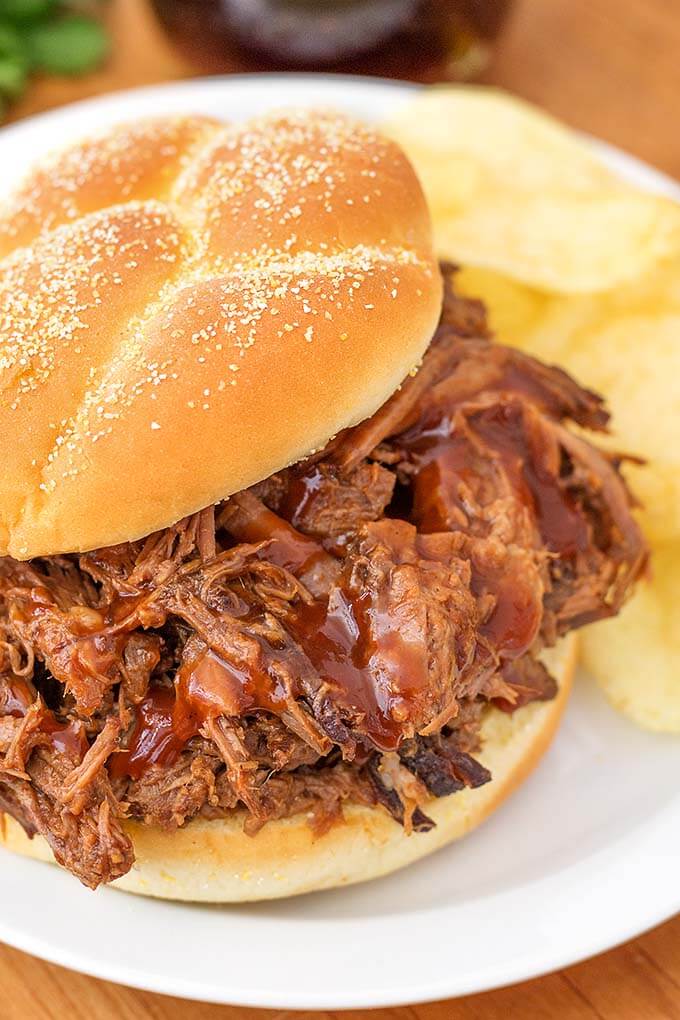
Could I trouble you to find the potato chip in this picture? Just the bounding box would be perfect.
[384,87,680,293]
[453,268,538,344]
[562,312,680,543]
[456,264,680,543]
[580,544,680,732]
[456,264,600,358]
[412,94,680,732]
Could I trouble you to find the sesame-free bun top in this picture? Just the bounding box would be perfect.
[0,111,442,559]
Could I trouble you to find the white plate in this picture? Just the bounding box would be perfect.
[0,75,679,1011]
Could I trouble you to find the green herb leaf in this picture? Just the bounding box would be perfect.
[27,14,108,75]
[0,21,26,58]
[1,0,55,22]
[0,55,27,97]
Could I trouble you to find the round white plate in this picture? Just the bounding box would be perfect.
[0,75,678,1011]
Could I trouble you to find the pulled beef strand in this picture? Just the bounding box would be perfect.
[0,278,646,887]
[0,683,131,888]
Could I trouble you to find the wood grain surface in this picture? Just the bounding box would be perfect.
[3,913,680,1020]
[2,0,679,1016]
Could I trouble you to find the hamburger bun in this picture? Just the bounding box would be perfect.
[0,111,442,561]
[0,637,576,902]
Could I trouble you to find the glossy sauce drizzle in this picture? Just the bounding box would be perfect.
[472,403,590,557]
[287,587,416,752]
[470,553,542,659]
[279,465,326,529]
[224,495,330,577]
[113,579,422,776]
[3,676,89,758]
[112,618,306,779]
[401,402,587,660]
[4,679,33,718]
[110,686,182,780]
[405,403,589,557]
[9,586,133,715]
[42,716,89,759]
[109,390,590,776]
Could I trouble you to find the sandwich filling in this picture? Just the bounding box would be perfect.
[0,274,646,888]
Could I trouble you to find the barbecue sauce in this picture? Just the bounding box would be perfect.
[107,382,594,778]
[224,495,330,577]
[471,555,541,659]
[8,585,133,716]
[406,403,589,557]
[400,399,590,660]
[416,457,542,661]
[112,634,282,779]
[114,585,410,775]
[472,403,590,557]
[3,675,89,758]
[4,678,32,717]
[410,428,478,533]
[113,521,421,772]
[279,466,325,529]
[42,716,89,759]
[287,587,413,752]
[110,686,182,779]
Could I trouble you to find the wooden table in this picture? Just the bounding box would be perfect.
[3,1,679,1016]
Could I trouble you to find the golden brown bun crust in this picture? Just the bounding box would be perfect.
[0,638,576,901]
[0,112,442,559]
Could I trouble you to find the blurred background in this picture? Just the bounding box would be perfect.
[1,0,679,176]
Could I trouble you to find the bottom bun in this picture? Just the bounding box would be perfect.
[0,636,576,901]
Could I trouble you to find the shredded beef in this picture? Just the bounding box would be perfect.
[0,687,132,887]
[335,520,480,737]
[398,734,492,797]
[0,271,646,887]
[116,745,225,829]
[275,461,396,552]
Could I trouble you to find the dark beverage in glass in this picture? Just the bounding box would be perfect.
[152,0,513,81]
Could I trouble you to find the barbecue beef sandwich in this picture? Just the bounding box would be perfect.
[0,112,646,900]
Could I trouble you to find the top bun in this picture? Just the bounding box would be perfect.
[0,111,442,559]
